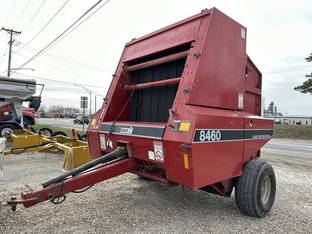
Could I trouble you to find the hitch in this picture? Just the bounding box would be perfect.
[2,146,139,211]
[0,196,36,212]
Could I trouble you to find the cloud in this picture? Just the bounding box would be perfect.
[263,56,312,115]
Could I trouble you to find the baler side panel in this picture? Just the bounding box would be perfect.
[191,111,244,188]
[243,116,273,162]
[244,58,262,115]
[123,18,201,62]
[87,109,102,159]
[187,8,247,110]
[103,72,131,121]
[165,106,244,188]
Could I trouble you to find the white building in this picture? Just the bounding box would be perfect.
[277,116,312,125]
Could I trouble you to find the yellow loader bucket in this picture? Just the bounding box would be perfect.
[3,129,91,172]
[8,129,42,149]
[55,140,90,172]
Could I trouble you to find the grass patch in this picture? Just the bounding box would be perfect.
[274,125,312,140]
[32,124,83,136]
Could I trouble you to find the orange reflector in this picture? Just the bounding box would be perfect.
[90,119,97,126]
[183,152,190,170]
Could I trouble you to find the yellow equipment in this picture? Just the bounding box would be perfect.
[2,129,91,171]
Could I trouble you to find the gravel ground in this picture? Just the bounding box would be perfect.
[0,149,311,233]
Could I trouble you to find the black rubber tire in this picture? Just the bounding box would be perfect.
[23,117,33,128]
[0,124,16,137]
[38,127,53,137]
[235,159,276,217]
[52,131,67,137]
[78,133,87,141]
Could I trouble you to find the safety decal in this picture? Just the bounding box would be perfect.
[100,123,165,139]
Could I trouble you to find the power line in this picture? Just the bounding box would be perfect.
[20,0,32,17]
[15,44,113,73]
[16,0,71,53]
[4,0,16,26]
[14,72,107,92]
[16,0,110,70]
[29,0,47,22]
[58,0,110,43]
[12,51,112,77]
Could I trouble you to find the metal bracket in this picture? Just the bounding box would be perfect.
[193,52,201,58]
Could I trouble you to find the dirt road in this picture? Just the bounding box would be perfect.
[0,140,311,233]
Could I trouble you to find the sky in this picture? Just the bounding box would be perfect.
[0,0,311,115]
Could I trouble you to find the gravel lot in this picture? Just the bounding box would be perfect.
[0,144,311,233]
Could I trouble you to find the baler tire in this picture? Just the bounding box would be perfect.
[52,131,67,137]
[235,159,276,217]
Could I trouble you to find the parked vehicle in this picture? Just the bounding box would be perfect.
[0,77,43,136]
[73,115,90,124]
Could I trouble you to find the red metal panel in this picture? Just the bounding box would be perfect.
[187,8,247,110]
[243,115,273,162]
[126,51,188,72]
[164,106,244,188]
[244,57,262,115]
[101,121,166,166]
[123,18,202,62]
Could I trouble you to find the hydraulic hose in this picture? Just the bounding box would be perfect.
[42,146,127,188]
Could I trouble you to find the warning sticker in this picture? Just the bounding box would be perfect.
[148,151,155,160]
[238,93,244,109]
[153,141,164,161]
[241,28,246,39]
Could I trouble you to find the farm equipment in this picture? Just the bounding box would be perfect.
[0,76,43,136]
[1,129,90,172]
[1,8,275,217]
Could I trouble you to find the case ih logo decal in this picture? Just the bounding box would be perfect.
[100,123,165,139]
[193,129,273,143]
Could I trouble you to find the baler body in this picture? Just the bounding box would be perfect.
[87,8,273,190]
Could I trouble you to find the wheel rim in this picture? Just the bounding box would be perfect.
[41,130,51,137]
[261,175,272,205]
[1,127,13,136]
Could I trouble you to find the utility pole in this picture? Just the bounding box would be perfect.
[1,27,21,77]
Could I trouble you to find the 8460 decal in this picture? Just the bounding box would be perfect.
[193,129,273,143]
[198,130,221,142]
